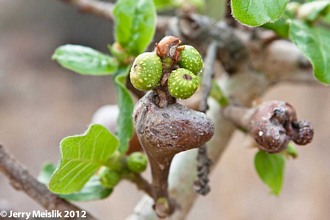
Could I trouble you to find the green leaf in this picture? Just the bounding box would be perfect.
[39,163,112,201]
[52,45,118,75]
[113,0,156,55]
[285,143,298,159]
[114,68,134,153]
[254,150,285,195]
[210,80,229,107]
[262,19,290,38]
[49,124,119,194]
[231,0,289,26]
[297,1,330,22]
[38,163,57,185]
[59,175,113,201]
[323,12,330,24]
[290,20,330,84]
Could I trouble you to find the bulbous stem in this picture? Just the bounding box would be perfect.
[133,91,214,217]
[147,152,175,217]
[149,156,172,199]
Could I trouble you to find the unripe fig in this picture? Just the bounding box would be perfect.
[130,52,162,91]
[127,152,147,173]
[106,151,123,172]
[168,68,199,99]
[99,167,120,188]
[178,45,203,75]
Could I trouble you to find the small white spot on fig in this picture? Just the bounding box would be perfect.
[259,131,263,136]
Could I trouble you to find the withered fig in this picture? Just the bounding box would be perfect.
[249,101,313,153]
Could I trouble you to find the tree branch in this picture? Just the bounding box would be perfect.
[247,37,317,85]
[127,48,269,220]
[123,173,153,198]
[127,16,318,219]
[0,145,96,220]
[61,0,114,20]
[199,41,218,112]
[59,0,171,32]
[221,105,254,131]
[194,40,218,195]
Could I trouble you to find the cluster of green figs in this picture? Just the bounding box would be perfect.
[130,45,203,99]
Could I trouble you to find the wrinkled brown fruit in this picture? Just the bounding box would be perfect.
[133,91,214,217]
[249,101,313,153]
[133,91,214,162]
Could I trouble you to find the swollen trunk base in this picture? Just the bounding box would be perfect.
[133,91,214,217]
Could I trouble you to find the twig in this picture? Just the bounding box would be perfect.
[123,173,153,198]
[222,105,254,131]
[0,145,96,220]
[199,41,218,112]
[61,0,114,20]
[59,0,171,32]
[246,38,317,85]
[194,41,218,195]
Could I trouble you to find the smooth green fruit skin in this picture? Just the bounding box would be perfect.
[127,152,147,173]
[168,68,199,99]
[178,45,203,75]
[130,52,162,91]
[99,167,120,188]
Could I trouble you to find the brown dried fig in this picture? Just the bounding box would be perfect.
[249,101,313,153]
